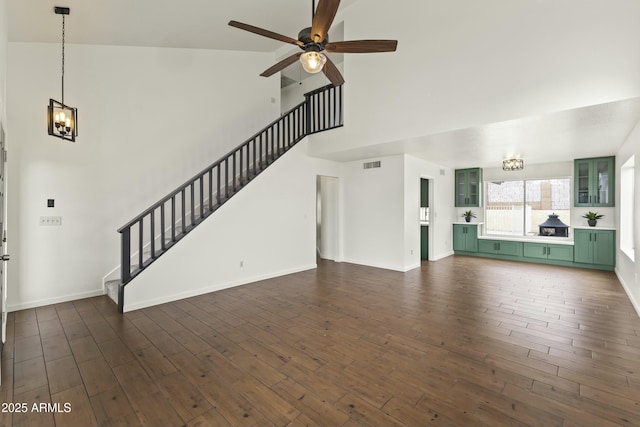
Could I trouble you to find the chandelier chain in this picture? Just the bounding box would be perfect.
[61,14,65,105]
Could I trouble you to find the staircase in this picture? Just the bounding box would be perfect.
[111,84,343,312]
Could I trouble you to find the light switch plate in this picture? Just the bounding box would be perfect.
[40,216,62,226]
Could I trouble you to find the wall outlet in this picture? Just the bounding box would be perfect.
[40,216,62,226]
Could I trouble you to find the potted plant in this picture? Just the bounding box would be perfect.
[582,211,604,227]
[462,210,476,223]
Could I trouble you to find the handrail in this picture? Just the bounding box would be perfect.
[117,101,310,232]
[116,84,343,312]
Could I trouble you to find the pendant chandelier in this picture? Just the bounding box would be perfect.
[502,156,524,171]
[47,6,78,142]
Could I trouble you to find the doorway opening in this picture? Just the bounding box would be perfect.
[420,178,430,261]
[316,175,339,261]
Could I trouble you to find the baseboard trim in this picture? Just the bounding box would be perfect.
[403,262,421,272]
[123,264,318,312]
[7,288,105,312]
[341,258,406,272]
[615,268,640,319]
[430,251,455,261]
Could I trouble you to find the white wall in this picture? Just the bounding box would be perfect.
[123,140,340,311]
[317,0,640,157]
[340,155,405,270]
[615,120,640,315]
[281,62,344,114]
[6,42,279,310]
[0,0,5,120]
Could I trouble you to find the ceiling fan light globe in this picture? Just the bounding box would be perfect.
[300,51,327,74]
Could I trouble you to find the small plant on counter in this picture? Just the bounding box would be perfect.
[582,211,604,227]
[462,210,476,223]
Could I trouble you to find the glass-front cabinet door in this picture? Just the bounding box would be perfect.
[574,157,614,207]
[456,170,467,206]
[455,168,482,207]
[575,160,591,205]
[595,157,612,205]
[468,169,479,206]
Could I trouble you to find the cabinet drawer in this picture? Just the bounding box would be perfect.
[479,240,522,257]
[497,241,523,257]
[478,240,496,254]
[524,242,574,261]
[546,244,574,262]
[523,243,547,260]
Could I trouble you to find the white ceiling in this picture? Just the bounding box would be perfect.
[7,0,359,51]
[8,0,640,168]
[326,97,640,168]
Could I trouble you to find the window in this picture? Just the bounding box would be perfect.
[485,178,571,237]
[620,156,635,261]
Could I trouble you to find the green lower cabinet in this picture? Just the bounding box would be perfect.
[523,243,574,262]
[478,240,523,257]
[453,224,478,253]
[574,229,615,267]
[421,226,429,260]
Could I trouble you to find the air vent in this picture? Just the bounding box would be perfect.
[363,161,381,169]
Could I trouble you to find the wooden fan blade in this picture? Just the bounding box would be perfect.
[229,20,303,47]
[260,52,303,77]
[322,55,345,86]
[325,39,398,53]
[311,0,340,43]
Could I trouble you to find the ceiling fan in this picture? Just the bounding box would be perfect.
[228,0,398,86]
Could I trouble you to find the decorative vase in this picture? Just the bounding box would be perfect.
[465,216,471,223]
[587,219,597,227]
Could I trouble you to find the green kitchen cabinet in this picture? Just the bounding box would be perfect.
[421,226,429,260]
[523,242,574,262]
[478,240,522,257]
[453,224,478,253]
[574,157,615,207]
[573,229,615,267]
[420,178,429,208]
[455,168,482,207]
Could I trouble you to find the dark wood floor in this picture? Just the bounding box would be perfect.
[1,256,640,427]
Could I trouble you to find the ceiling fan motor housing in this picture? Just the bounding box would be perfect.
[298,27,328,51]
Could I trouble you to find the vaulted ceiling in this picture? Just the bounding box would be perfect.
[7,0,359,51]
[8,0,640,168]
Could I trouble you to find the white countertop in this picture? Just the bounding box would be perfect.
[478,234,574,245]
[453,221,484,225]
[573,225,616,231]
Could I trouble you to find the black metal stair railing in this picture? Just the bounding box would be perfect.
[116,84,343,312]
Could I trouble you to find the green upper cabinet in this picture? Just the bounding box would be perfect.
[455,168,483,207]
[574,157,615,207]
